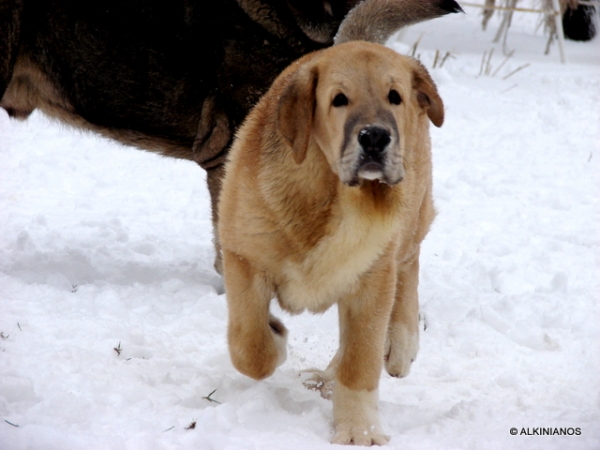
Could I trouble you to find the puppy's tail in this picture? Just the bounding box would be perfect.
[334,0,463,45]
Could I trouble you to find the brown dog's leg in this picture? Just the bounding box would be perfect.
[332,251,396,446]
[384,252,420,378]
[206,164,226,274]
[223,249,287,380]
[194,97,232,276]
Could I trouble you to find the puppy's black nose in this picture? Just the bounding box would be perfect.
[358,126,391,153]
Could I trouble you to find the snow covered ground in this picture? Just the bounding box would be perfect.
[1,6,599,450]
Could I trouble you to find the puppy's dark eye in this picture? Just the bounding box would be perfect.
[332,93,348,107]
[388,89,402,105]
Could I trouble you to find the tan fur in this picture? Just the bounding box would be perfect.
[219,41,443,445]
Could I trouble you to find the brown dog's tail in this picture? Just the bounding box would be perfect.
[334,0,463,45]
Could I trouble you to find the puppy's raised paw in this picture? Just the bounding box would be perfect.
[268,314,288,368]
[228,313,288,380]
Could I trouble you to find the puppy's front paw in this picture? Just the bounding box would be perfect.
[384,322,418,378]
[332,384,389,446]
[332,422,390,446]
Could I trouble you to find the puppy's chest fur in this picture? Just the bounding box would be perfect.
[274,187,401,314]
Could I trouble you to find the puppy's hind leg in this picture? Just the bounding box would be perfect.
[384,253,420,378]
[223,250,287,380]
[302,349,341,400]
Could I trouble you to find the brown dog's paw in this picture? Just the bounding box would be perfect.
[384,323,419,378]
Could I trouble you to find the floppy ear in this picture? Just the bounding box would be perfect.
[277,66,318,164]
[412,61,444,127]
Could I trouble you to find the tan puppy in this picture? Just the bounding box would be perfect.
[219,41,443,445]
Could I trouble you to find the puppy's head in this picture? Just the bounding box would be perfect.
[277,41,443,186]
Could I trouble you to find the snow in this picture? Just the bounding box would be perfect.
[1,7,599,450]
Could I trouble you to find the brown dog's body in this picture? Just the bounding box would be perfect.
[0,0,461,273]
[219,41,444,445]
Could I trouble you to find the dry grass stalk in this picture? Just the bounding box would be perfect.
[492,49,515,76]
[502,63,531,79]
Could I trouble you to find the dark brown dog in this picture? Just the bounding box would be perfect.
[0,0,461,270]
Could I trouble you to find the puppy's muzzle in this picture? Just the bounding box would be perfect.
[357,125,391,181]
